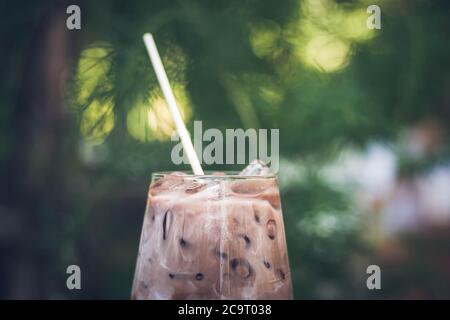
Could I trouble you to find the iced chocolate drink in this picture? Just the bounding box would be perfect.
[131,166,292,299]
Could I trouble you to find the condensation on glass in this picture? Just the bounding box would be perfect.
[131,172,293,300]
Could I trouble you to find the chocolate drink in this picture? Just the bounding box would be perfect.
[131,170,293,299]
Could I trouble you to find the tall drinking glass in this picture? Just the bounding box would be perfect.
[131,172,293,299]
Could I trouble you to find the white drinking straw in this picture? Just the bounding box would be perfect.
[143,33,204,175]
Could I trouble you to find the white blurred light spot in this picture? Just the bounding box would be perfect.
[418,166,450,225]
[361,144,397,197]
[79,141,108,166]
[278,157,307,189]
[383,181,420,234]
[321,143,397,200]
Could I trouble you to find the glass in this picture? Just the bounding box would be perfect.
[131,171,293,299]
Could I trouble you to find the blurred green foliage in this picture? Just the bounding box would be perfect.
[1,0,449,299]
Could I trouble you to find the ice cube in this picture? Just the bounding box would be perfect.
[232,160,276,196]
[239,159,271,176]
[230,178,274,195]
[150,172,186,195]
[184,181,207,194]
[204,181,226,200]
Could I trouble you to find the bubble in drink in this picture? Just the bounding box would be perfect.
[131,166,292,300]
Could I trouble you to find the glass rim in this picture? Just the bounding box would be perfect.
[151,170,277,180]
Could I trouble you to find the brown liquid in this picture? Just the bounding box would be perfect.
[131,173,293,299]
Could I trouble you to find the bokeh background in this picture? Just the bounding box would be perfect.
[1,0,450,299]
